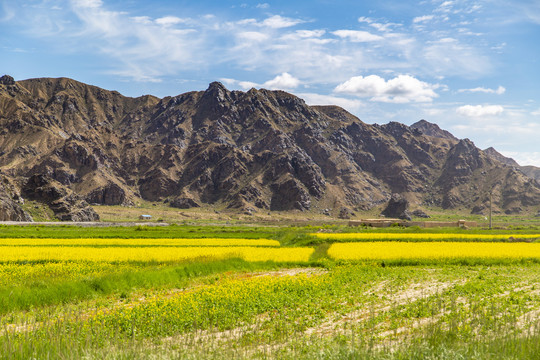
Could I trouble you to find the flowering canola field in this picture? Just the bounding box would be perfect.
[0,245,313,263]
[0,238,280,247]
[314,232,540,242]
[328,241,540,260]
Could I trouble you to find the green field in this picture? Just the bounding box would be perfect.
[2,224,540,359]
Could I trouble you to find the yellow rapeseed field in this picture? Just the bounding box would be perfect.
[0,246,314,263]
[328,241,540,260]
[313,233,540,241]
[0,238,280,247]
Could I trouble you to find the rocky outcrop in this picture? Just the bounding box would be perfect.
[270,178,311,211]
[381,193,411,220]
[170,196,200,209]
[23,174,99,221]
[86,183,129,205]
[410,119,458,141]
[0,177,33,221]
[411,209,430,218]
[0,75,15,86]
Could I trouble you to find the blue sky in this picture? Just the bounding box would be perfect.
[1,0,540,165]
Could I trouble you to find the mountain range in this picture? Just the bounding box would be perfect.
[1,74,539,221]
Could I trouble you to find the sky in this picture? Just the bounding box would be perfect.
[1,0,540,165]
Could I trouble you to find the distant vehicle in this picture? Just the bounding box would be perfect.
[139,214,152,220]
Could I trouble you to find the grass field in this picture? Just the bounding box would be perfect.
[2,223,540,359]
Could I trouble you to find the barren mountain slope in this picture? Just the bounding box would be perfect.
[1,75,539,220]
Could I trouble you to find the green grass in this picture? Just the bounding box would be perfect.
[0,224,278,239]
[3,224,540,359]
[3,263,540,359]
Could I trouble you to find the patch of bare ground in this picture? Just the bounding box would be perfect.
[516,309,540,333]
[304,280,459,338]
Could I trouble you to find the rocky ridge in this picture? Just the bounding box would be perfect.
[1,75,539,220]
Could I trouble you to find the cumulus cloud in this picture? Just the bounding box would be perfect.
[456,105,504,117]
[220,73,300,91]
[263,72,301,90]
[332,30,383,42]
[334,74,439,103]
[458,86,506,95]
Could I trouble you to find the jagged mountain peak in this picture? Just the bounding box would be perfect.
[0,74,15,85]
[410,119,458,141]
[483,147,520,167]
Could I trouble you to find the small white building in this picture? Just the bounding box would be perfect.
[139,214,152,220]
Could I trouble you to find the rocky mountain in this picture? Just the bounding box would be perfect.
[1,74,539,220]
[410,119,458,141]
[483,147,520,167]
[520,166,540,182]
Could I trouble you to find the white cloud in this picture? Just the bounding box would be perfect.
[332,30,383,42]
[335,74,439,103]
[413,15,435,23]
[237,31,269,42]
[235,15,304,29]
[6,0,498,88]
[263,72,300,90]
[131,16,152,24]
[458,86,506,95]
[219,74,300,91]
[531,108,540,116]
[65,0,205,82]
[422,37,493,77]
[220,78,258,90]
[155,16,186,26]
[261,15,303,28]
[456,105,504,117]
[436,1,454,13]
[238,81,258,89]
[256,3,269,9]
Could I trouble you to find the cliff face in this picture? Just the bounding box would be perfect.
[1,75,539,219]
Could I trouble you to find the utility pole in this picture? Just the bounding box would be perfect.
[489,190,492,230]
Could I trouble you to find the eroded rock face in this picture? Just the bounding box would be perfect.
[86,183,127,205]
[270,178,311,211]
[170,196,200,209]
[0,179,33,221]
[381,193,411,221]
[23,174,99,221]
